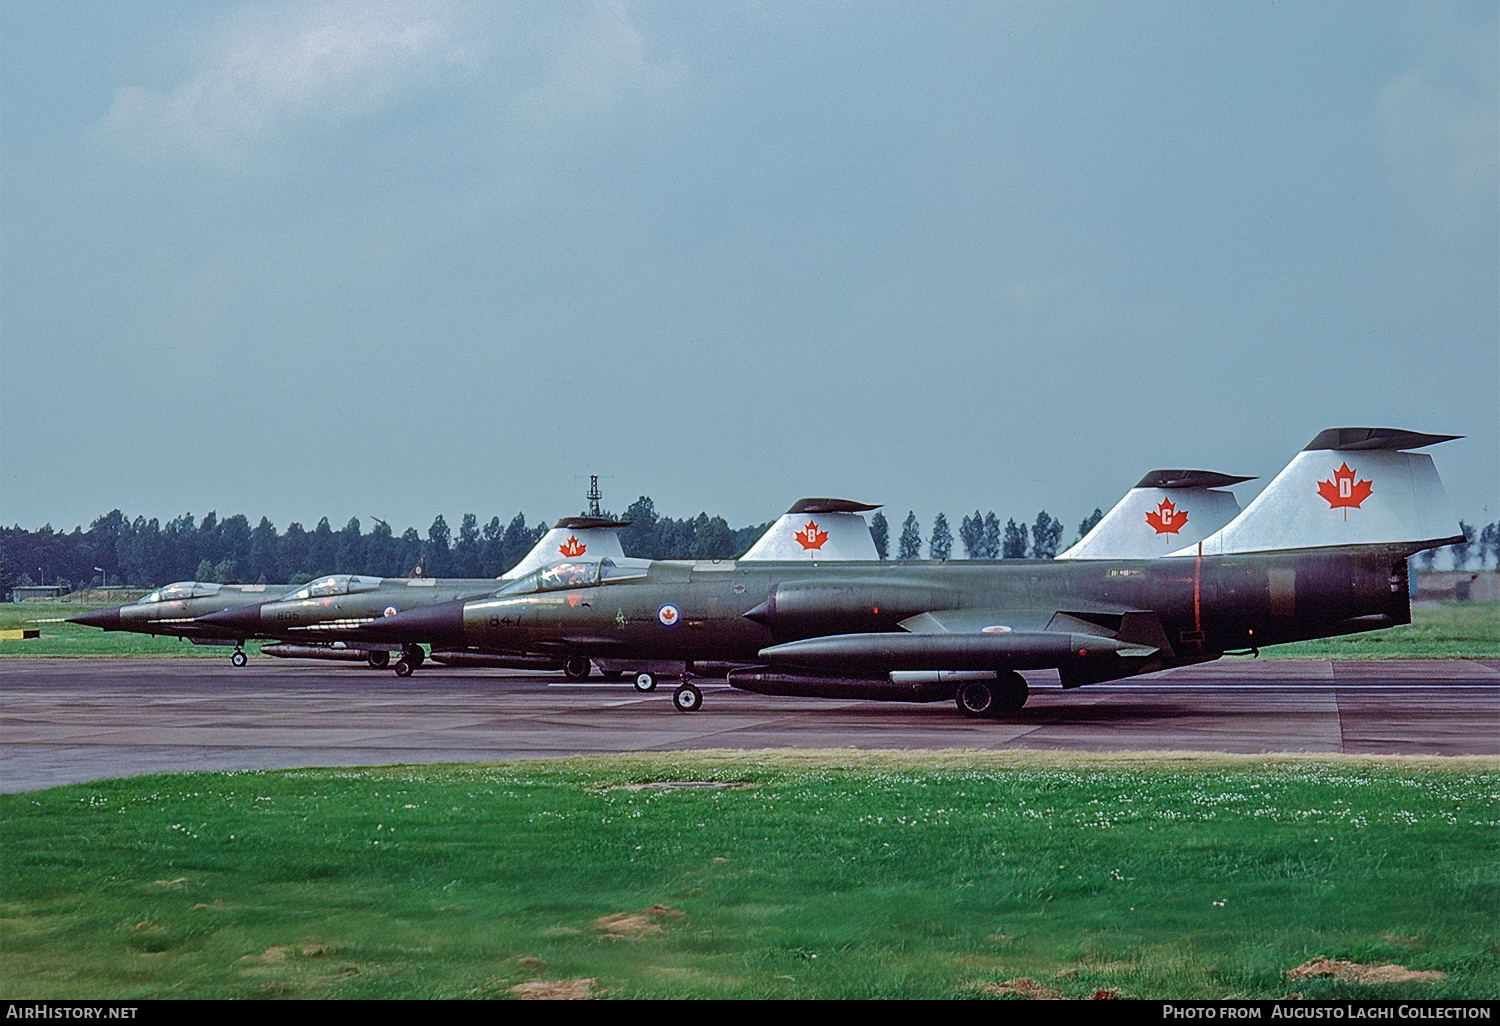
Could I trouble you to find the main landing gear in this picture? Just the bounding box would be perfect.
[671,681,702,713]
[954,671,1029,719]
[563,656,592,681]
[393,644,426,677]
[366,650,390,669]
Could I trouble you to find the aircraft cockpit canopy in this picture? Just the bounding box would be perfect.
[139,582,222,605]
[492,558,649,597]
[283,575,384,601]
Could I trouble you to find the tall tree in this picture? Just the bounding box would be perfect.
[423,515,454,578]
[959,511,984,558]
[1075,508,1104,543]
[929,512,952,560]
[307,517,337,577]
[1031,511,1062,559]
[898,512,922,560]
[982,512,1001,559]
[335,517,363,574]
[480,516,505,577]
[869,510,889,560]
[1002,518,1028,559]
[453,513,483,577]
[621,496,661,559]
[249,517,279,582]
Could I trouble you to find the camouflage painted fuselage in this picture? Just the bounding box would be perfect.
[374,546,1412,688]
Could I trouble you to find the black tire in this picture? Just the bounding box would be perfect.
[367,650,390,669]
[394,659,414,678]
[633,671,657,693]
[231,650,247,668]
[403,645,425,670]
[564,657,592,681]
[954,679,996,719]
[672,683,702,713]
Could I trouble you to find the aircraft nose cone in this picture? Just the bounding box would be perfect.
[68,607,123,630]
[195,605,262,632]
[356,600,467,647]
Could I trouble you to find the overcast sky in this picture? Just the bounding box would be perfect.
[2,1,1495,542]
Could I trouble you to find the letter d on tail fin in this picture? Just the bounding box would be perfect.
[1168,428,1464,557]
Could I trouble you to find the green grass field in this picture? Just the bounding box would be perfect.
[2,752,1495,1000]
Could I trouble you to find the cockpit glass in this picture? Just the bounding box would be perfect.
[488,559,647,598]
[146,582,221,604]
[284,575,380,601]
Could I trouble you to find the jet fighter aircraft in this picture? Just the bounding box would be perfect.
[359,428,1460,717]
[66,582,284,665]
[596,482,1248,690]
[193,517,631,675]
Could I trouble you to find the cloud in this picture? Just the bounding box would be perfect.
[85,1,477,169]
[1376,10,1499,233]
[508,1,684,138]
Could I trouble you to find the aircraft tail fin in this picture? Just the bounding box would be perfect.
[1167,428,1463,557]
[740,498,883,561]
[1056,470,1251,560]
[502,517,630,579]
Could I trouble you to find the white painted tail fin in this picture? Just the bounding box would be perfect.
[1056,470,1250,560]
[741,498,882,561]
[1167,428,1463,557]
[502,517,629,579]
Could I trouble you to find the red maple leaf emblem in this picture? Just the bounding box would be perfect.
[558,536,586,558]
[795,520,829,550]
[1145,498,1188,535]
[1317,462,1373,510]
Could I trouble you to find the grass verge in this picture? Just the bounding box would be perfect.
[3,750,1495,1000]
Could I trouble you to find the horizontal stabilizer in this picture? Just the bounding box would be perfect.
[741,498,883,561]
[1057,469,1249,560]
[1170,428,1462,557]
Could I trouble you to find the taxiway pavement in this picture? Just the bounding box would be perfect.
[2,657,1495,791]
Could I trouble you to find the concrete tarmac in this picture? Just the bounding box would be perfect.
[2,657,1496,791]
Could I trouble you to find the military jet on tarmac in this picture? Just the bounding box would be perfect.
[66,582,284,666]
[597,482,1249,690]
[358,428,1461,717]
[192,517,632,676]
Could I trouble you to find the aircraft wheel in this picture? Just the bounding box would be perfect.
[367,650,390,669]
[393,659,414,678]
[995,671,1029,712]
[954,679,996,719]
[563,657,592,681]
[403,645,425,670]
[672,683,703,713]
[633,671,658,693]
[231,650,248,668]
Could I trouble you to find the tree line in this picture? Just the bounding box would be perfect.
[4,503,1494,600]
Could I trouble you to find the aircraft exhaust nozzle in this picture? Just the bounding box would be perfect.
[67,607,124,630]
[759,631,1153,673]
[355,599,468,647]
